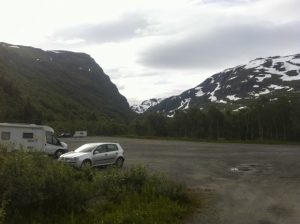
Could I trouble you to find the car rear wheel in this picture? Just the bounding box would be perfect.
[115,158,124,168]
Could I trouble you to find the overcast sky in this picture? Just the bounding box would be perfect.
[1,0,300,104]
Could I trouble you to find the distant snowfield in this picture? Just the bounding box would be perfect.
[245,55,300,82]
[131,98,164,113]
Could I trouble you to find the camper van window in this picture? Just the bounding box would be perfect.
[46,132,60,145]
[23,133,34,139]
[1,132,11,140]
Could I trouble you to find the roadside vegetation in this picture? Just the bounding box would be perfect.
[0,146,195,224]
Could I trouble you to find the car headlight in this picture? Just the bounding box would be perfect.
[63,157,77,162]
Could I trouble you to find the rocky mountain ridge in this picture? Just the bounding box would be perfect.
[134,54,300,116]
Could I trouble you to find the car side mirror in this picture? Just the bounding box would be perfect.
[93,151,99,155]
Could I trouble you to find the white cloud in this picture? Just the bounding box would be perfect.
[0,0,299,104]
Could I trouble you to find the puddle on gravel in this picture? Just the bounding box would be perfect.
[229,163,272,174]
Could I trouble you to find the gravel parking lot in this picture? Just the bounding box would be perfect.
[64,137,300,224]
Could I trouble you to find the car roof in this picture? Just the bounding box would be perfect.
[83,142,120,146]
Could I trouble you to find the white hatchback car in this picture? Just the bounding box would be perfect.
[58,143,125,168]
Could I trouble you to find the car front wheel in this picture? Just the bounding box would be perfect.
[54,149,64,159]
[81,160,92,168]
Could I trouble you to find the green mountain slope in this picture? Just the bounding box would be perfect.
[0,42,133,133]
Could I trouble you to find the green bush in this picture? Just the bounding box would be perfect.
[0,207,4,224]
[0,149,194,224]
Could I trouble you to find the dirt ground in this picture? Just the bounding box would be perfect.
[63,137,300,224]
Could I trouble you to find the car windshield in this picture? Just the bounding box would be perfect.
[75,144,95,153]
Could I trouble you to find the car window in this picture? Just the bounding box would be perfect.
[75,144,95,152]
[107,144,118,152]
[94,145,107,154]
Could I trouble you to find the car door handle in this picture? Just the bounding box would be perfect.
[105,153,108,156]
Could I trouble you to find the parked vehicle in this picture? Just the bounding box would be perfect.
[59,132,73,138]
[0,123,68,158]
[73,131,87,138]
[58,143,125,168]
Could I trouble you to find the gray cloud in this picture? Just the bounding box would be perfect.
[139,21,300,69]
[53,13,149,44]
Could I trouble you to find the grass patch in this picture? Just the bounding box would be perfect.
[0,147,195,224]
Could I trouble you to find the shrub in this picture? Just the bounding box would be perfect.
[0,207,4,224]
[0,151,93,223]
[0,150,194,224]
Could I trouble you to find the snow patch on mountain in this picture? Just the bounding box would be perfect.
[48,50,62,54]
[131,98,164,113]
[257,89,271,95]
[195,87,205,97]
[280,73,300,81]
[268,84,288,90]
[244,58,267,69]
[208,83,221,102]
[178,98,191,110]
[243,55,300,82]
[256,74,272,82]
[226,95,241,101]
[233,106,247,112]
[9,45,20,49]
[291,58,300,64]
[228,76,237,81]
[217,100,227,104]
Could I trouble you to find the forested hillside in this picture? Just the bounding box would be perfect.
[0,43,133,134]
[129,94,300,142]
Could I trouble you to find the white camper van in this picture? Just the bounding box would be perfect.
[0,123,68,158]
